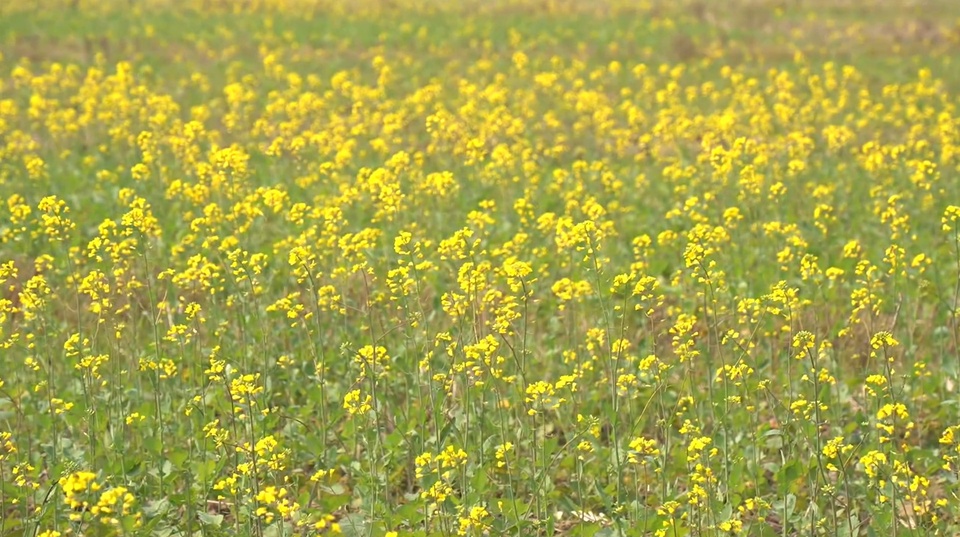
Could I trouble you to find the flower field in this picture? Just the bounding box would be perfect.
[4,0,960,535]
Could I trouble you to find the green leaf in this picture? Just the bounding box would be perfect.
[337,513,370,537]
[198,512,224,527]
[142,497,173,518]
[168,448,190,469]
[436,418,455,445]
[785,494,797,518]
[777,461,802,490]
[574,523,604,537]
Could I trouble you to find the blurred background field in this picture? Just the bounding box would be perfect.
[3,1,960,537]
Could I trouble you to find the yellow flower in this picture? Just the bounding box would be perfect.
[870,331,899,349]
[860,450,887,479]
